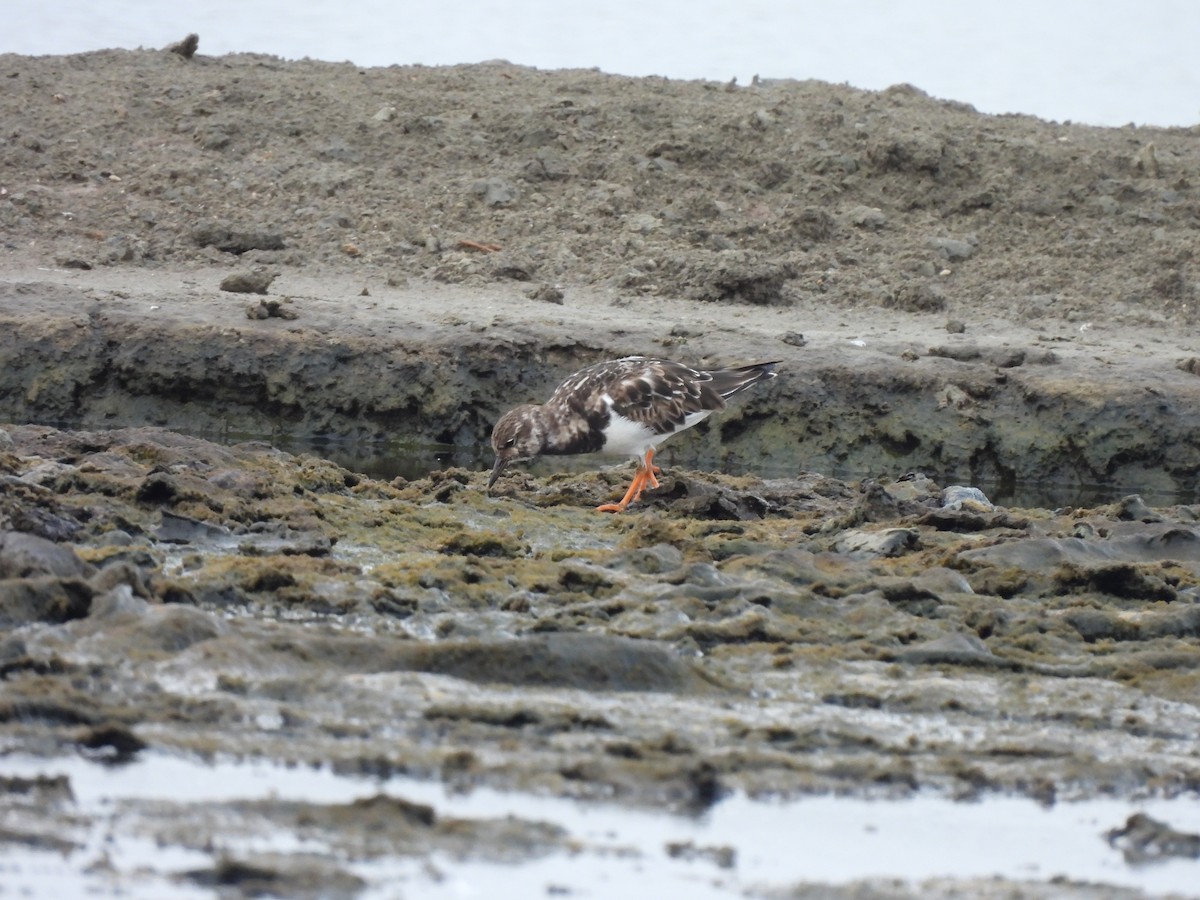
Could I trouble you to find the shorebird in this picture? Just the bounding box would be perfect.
[487,356,779,512]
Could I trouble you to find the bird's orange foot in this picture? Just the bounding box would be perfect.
[597,452,660,513]
[597,468,647,512]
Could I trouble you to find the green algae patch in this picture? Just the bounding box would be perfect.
[439,530,530,558]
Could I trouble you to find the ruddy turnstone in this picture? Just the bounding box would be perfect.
[487,356,780,512]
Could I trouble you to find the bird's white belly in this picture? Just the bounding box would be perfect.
[601,410,712,459]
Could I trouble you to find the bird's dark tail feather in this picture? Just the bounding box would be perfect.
[711,361,780,400]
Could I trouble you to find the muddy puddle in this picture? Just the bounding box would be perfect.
[2,752,1199,898]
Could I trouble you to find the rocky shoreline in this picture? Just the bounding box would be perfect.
[4,420,1200,798]
[3,421,1200,895]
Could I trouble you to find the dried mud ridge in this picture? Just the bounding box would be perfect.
[5,276,1200,500]
[4,48,1200,325]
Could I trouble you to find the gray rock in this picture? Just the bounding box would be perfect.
[388,633,714,693]
[928,236,977,261]
[239,531,333,558]
[472,177,519,207]
[927,343,981,362]
[155,512,233,545]
[0,530,94,579]
[192,223,285,254]
[1112,495,1163,523]
[889,282,947,312]
[898,632,1009,668]
[0,576,94,627]
[834,527,920,559]
[523,148,572,180]
[959,524,1200,569]
[524,283,564,305]
[245,297,299,320]
[982,347,1027,368]
[941,486,994,513]
[609,543,683,575]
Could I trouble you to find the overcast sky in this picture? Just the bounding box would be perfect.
[5,0,1198,126]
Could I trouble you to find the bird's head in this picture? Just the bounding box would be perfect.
[487,405,547,489]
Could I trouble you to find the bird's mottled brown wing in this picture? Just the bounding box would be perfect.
[540,360,643,452]
[602,359,725,435]
[544,357,779,442]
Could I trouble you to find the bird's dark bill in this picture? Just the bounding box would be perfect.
[486,456,508,489]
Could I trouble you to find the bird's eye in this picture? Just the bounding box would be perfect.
[503,438,516,449]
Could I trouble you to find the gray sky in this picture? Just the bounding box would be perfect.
[5,0,1198,126]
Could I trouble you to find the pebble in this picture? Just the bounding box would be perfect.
[220,268,278,295]
[847,205,887,230]
[525,283,564,305]
[246,298,299,320]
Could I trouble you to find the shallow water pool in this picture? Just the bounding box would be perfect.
[1,752,1197,898]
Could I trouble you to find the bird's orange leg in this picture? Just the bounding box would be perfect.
[642,449,661,489]
[597,449,660,513]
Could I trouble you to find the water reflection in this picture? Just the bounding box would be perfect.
[3,752,1199,898]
